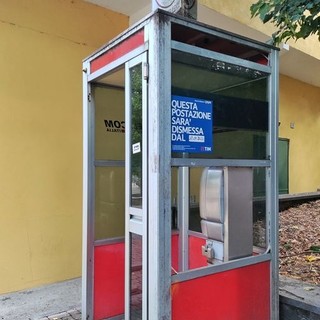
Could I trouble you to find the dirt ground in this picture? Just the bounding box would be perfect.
[279,200,320,285]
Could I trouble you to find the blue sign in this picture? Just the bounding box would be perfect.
[171,95,213,153]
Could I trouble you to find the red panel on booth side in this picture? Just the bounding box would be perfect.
[171,234,207,273]
[189,235,207,269]
[172,261,270,320]
[90,30,144,73]
[94,243,125,320]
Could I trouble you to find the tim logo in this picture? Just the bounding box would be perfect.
[104,119,125,133]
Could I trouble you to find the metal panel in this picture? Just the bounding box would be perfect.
[94,160,125,167]
[94,237,125,247]
[147,14,172,320]
[129,207,143,217]
[172,253,271,283]
[199,167,253,262]
[124,57,131,320]
[224,167,253,261]
[201,221,223,241]
[128,218,143,235]
[199,168,223,222]
[269,48,280,320]
[82,61,94,320]
[178,166,189,272]
[171,158,271,167]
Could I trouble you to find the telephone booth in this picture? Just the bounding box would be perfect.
[82,10,279,320]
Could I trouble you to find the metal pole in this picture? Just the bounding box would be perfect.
[178,165,189,272]
[147,14,172,320]
[270,48,280,320]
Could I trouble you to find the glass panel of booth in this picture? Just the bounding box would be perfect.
[129,64,143,209]
[95,166,125,240]
[90,54,147,318]
[170,48,271,274]
[130,233,143,319]
[91,69,127,319]
[171,167,268,271]
[171,50,269,160]
[93,81,126,241]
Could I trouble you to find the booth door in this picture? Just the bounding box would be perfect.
[125,52,148,320]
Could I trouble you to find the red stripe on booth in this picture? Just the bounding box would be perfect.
[90,30,144,73]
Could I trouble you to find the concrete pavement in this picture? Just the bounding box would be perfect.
[1,275,320,319]
[38,308,81,320]
[0,278,81,320]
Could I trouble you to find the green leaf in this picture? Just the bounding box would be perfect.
[310,245,320,253]
[250,0,320,42]
[263,12,273,23]
[250,1,264,17]
[260,3,272,20]
[297,24,313,38]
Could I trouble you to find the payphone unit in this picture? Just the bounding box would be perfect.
[200,167,253,263]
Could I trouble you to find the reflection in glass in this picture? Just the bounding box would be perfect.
[130,233,142,319]
[94,167,125,240]
[171,50,269,160]
[253,168,267,250]
[189,167,202,233]
[130,64,143,208]
[171,167,178,229]
[171,166,267,273]
[171,23,270,65]
[93,81,125,161]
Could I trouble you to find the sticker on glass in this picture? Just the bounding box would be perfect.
[171,95,213,153]
[132,142,141,154]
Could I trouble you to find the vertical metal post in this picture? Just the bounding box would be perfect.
[147,14,172,320]
[269,48,279,320]
[82,61,94,320]
[178,166,189,272]
[142,53,149,320]
[124,61,131,320]
[125,52,149,320]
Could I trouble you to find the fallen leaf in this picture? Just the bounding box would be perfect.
[303,287,315,291]
[305,255,319,263]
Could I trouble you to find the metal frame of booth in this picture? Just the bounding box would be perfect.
[83,10,279,320]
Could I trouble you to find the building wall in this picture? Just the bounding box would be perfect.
[279,75,320,193]
[201,0,320,60]
[0,0,128,294]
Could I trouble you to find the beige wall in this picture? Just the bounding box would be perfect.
[279,75,320,193]
[200,0,320,60]
[0,0,128,294]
